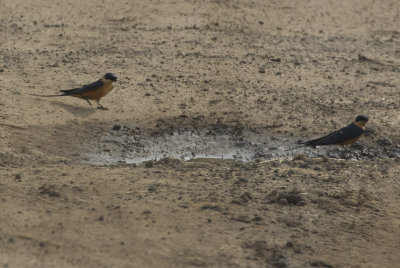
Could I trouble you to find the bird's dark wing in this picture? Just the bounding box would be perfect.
[60,79,104,95]
[305,123,364,146]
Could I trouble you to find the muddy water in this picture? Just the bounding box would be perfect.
[81,126,400,165]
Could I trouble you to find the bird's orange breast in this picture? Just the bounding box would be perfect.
[338,136,361,145]
[75,82,114,101]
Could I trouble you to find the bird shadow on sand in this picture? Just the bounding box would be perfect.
[51,101,97,117]
[29,96,97,117]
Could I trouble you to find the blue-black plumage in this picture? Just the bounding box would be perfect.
[304,115,369,147]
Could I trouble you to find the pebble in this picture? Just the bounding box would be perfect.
[376,136,392,146]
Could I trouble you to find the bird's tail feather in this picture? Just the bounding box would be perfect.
[59,88,79,93]
[29,93,65,97]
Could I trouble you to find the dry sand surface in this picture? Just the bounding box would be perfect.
[1,0,400,267]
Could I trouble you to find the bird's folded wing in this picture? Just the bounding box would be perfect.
[60,79,104,95]
[306,124,362,146]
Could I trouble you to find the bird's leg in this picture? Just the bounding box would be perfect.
[85,98,92,105]
[96,100,108,110]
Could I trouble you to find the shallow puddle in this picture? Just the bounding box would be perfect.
[80,126,400,165]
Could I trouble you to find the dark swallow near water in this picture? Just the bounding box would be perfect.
[31,73,117,110]
[303,115,369,147]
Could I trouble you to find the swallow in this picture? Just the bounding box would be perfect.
[303,115,369,148]
[31,73,117,110]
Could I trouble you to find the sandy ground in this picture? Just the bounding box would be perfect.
[1,0,400,267]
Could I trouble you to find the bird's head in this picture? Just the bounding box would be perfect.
[354,115,369,129]
[104,73,118,82]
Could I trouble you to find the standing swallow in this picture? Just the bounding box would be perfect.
[303,115,369,147]
[32,73,117,110]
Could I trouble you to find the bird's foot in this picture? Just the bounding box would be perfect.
[97,106,108,110]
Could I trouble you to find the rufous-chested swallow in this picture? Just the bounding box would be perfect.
[32,73,117,110]
[303,115,369,147]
